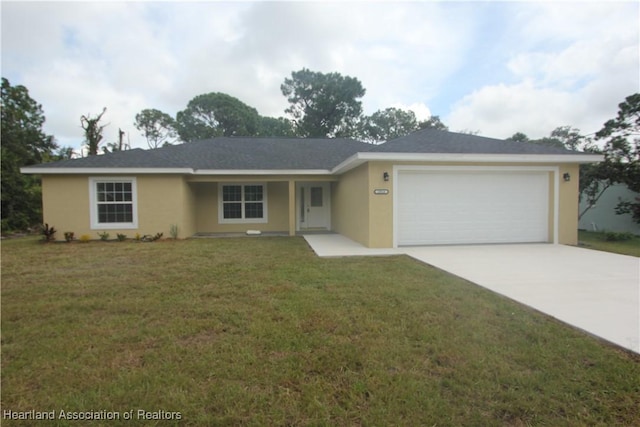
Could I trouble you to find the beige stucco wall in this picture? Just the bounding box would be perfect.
[331,163,370,246]
[137,175,194,238]
[192,181,290,233]
[42,175,91,236]
[39,162,582,246]
[558,164,580,245]
[41,174,195,240]
[180,177,197,238]
[367,162,395,248]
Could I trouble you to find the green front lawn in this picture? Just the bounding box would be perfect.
[578,230,640,257]
[2,237,639,426]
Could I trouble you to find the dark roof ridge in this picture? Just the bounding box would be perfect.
[374,127,584,155]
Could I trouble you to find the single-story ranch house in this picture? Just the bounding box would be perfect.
[22,128,602,247]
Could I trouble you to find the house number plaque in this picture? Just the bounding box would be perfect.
[373,189,389,195]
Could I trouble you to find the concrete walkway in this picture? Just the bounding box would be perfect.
[303,234,640,354]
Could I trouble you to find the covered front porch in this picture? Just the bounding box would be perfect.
[186,175,336,237]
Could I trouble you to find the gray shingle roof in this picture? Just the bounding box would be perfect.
[372,128,584,155]
[23,130,587,172]
[26,137,373,170]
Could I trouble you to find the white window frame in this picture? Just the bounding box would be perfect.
[89,177,138,230]
[218,183,268,224]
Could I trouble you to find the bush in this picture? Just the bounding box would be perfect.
[63,231,74,242]
[141,232,163,242]
[169,224,179,239]
[116,233,127,242]
[79,234,91,243]
[603,231,635,242]
[97,231,110,241]
[40,223,56,242]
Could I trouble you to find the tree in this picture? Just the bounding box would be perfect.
[102,128,130,154]
[281,68,366,137]
[550,125,585,151]
[257,116,296,137]
[578,145,622,220]
[81,107,108,155]
[418,115,449,131]
[456,129,480,135]
[358,107,419,143]
[55,146,75,160]
[507,132,530,143]
[508,127,588,149]
[176,92,260,142]
[134,108,178,148]
[1,77,57,231]
[592,93,640,223]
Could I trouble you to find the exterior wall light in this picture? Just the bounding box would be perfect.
[563,173,571,182]
[383,172,390,181]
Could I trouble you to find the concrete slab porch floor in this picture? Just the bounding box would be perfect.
[302,234,640,354]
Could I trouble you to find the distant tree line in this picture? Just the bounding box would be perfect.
[133,68,450,148]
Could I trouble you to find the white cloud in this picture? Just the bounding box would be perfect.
[1,1,637,150]
[389,102,432,122]
[447,81,573,138]
[446,1,639,139]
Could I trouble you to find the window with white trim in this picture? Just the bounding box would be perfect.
[89,177,138,229]
[218,183,268,224]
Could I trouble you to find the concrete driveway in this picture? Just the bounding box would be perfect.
[303,235,640,353]
[404,244,639,354]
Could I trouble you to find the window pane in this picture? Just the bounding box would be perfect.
[123,190,132,202]
[98,204,132,223]
[123,183,132,201]
[223,185,242,202]
[97,181,132,202]
[223,202,242,219]
[245,202,263,219]
[244,185,263,201]
[310,187,323,207]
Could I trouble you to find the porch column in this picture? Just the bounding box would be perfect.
[288,179,296,236]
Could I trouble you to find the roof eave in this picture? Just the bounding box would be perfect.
[22,153,604,176]
[331,152,604,174]
[20,167,334,175]
[20,167,194,175]
[192,169,332,175]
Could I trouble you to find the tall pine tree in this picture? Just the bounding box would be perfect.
[1,78,57,231]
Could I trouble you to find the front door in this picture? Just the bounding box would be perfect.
[298,182,330,230]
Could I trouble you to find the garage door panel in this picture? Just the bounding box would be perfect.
[397,170,549,246]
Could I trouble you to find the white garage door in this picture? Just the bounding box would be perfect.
[396,169,550,246]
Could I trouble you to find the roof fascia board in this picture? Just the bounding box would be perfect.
[331,152,368,175]
[22,153,603,176]
[20,167,194,175]
[192,169,332,175]
[332,152,603,174]
[21,167,333,175]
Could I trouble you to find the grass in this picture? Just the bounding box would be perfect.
[2,236,639,426]
[578,230,640,257]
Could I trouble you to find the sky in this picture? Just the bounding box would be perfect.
[1,1,639,152]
